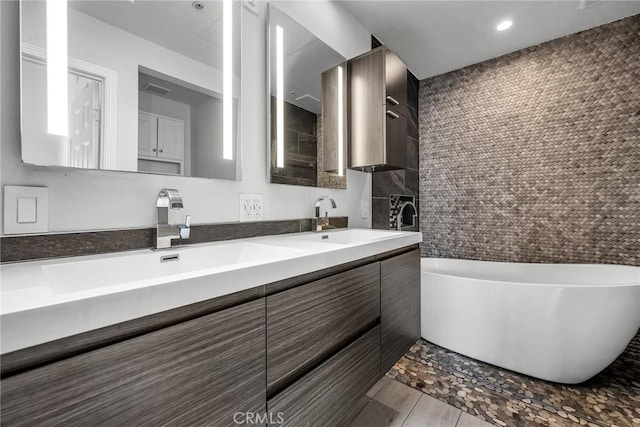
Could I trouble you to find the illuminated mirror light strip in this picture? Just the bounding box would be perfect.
[276,25,284,169]
[337,65,344,176]
[223,0,233,160]
[47,0,68,136]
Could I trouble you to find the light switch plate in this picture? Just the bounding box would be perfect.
[239,193,264,222]
[4,186,49,234]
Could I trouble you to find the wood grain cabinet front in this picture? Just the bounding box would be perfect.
[267,326,381,427]
[266,262,380,394]
[0,299,266,427]
[347,46,409,171]
[380,248,421,375]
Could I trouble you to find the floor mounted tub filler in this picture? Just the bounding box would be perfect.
[420,258,640,384]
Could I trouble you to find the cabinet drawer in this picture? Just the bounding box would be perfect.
[1,299,266,427]
[381,249,421,374]
[267,262,380,392]
[268,326,381,427]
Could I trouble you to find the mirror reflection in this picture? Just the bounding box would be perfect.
[20,0,241,180]
[268,4,347,189]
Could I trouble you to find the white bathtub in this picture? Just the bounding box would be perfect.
[420,258,640,384]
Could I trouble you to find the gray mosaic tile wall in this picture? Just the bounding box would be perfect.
[419,16,640,266]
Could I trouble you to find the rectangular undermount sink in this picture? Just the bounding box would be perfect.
[2,241,304,302]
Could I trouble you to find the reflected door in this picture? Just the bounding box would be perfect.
[69,80,100,168]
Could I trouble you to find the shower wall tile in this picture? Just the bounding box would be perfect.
[405,168,419,198]
[407,107,418,140]
[418,16,640,266]
[371,68,420,230]
[407,137,418,170]
[270,97,318,187]
[372,170,405,198]
[372,197,390,230]
[408,72,419,113]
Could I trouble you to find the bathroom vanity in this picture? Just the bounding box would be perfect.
[0,229,421,426]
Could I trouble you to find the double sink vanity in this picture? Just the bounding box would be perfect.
[1,227,421,426]
[4,1,423,422]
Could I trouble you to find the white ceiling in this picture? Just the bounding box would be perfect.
[139,72,217,106]
[70,0,241,71]
[339,1,640,79]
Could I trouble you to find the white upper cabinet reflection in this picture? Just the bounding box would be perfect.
[20,0,241,180]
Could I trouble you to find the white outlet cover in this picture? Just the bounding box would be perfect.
[239,193,264,222]
[4,186,49,234]
[361,200,370,219]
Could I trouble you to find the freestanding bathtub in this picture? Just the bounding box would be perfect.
[421,258,640,384]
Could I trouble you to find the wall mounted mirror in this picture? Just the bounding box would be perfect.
[267,4,347,189]
[20,0,241,180]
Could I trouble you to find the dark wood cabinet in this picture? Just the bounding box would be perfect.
[348,46,409,171]
[0,299,266,427]
[267,326,381,427]
[1,245,420,427]
[380,248,421,374]
[267,262,380,393]
[384,49,408,118]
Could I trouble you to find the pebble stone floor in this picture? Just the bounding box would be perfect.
[387,333,640,427]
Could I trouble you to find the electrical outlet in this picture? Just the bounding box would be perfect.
[239,193,264,221]
[361,200,370,219]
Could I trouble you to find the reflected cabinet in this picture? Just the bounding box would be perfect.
[267,4,347,189]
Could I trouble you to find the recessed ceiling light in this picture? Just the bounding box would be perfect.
[496,20,513,31]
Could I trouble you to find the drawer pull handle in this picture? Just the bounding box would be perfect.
[386,110,400,119]
[386,95,399,106]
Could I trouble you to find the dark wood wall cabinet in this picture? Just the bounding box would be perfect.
[0,245,420,427]
[348,46,409,172]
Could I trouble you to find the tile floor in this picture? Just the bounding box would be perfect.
[383,333,640,427]
[351,376,494,427]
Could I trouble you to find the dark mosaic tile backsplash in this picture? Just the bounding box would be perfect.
[419,15,640,266]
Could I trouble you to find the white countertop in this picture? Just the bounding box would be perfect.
[1,228,422,354]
